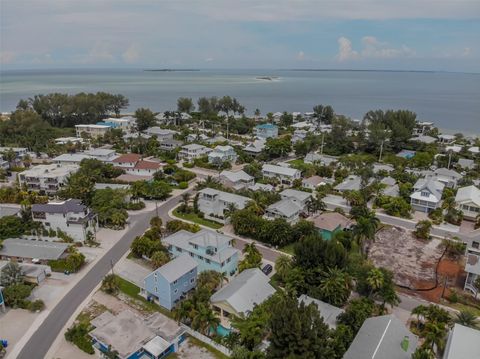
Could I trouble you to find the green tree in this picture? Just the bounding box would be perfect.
[192,304,220,335]
[267,294,333,359]
[274,255,292,282]
[454,310,479,329]
[318,267,352,306]
[101,274,119,295]
[3,283,32,308]
[197,270,222,292]
[415,220,432,240]
[352,211,380,256]
[239,243,262,272]
[135,108,156,131]
[0,262,23,286]
[150,251,170,269]
[177,97,195,113]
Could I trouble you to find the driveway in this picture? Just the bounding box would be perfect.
[115,257,152,288]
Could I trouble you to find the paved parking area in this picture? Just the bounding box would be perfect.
[115,256,152,288]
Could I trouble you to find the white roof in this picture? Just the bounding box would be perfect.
[210,268,275,315]
[455,185,480,207]
[153,254,198,283]
[220,170,253,183]
[266,198,303,217]
[335,175,362,191]
[199,188,250,208]
[75,124,110,129]
[143,336,170,357]
[299,294,344,329]
[248,183,274,192]
[444,324,480,359]
[445,145,462,153]
[262,164,300,177]
[182,143,208,150]
[84,148,116,156]
[20,163,79,178]
[468,146,479,154]
[53,153,91,162]
[411,178,444,202]
[280,189,311,202]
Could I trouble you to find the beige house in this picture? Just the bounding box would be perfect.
[455,185,480,221]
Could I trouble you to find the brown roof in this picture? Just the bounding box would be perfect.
[309,212,354,232]
[134,160,162,170]
[303,176,326,186]
[112,153,142,163]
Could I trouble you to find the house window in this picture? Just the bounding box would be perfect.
[190,278,195,284]
[190,253,194,257]
[227,257,231,263]
[473,241,480,249]
[176,247,182,252]
[421,191,429,197]
[221,261,225,267]
[174,289,178,294]
[190,269,194,274]
[206,259,211,264]
[173,280,178,285]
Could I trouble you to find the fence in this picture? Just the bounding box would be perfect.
[181,324,232,357]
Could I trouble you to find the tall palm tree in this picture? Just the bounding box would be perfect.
[423,322,446,353]
[455,310,479,329]
[366,268,384,297]
[173,300,194,324]
[274,255,292,281]
[353,212,380,256]
[192,304,220,335]
[319,267,352,306]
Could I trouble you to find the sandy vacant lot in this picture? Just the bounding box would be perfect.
[369,226,444,289]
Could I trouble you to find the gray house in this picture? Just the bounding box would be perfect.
[143,254,198,310]
[344,314,418,359]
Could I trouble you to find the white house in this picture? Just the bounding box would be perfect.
[145,127,178,142]
[279,189,311,209]
[264,198,303,224]
[197,188,250,223]
[178,144,212,162]
[208,145,237,165]
[463,247,480,296]
[84,148,118,162]
[302,176,330,190]
[31,199,97,242]
[18,164,79,195]
[75,124,111,138]
[112,154,162,177]
[438,134,456,144]
[261,164,301,185]
[243,139,266,156]
[219,170,254,190]
[304,152,338,166]
[53,153,91,165]
[455,185,480,221]
[410,178,445,213]
[291,129,308,144]
[427,168,462,189]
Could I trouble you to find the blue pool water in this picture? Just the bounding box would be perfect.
[211,324,232,337]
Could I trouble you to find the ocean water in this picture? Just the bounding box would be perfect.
[0,69,479,133]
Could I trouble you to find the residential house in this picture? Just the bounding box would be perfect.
[410,178,444,213]
[438,134,456,144]
[291,129,308,143]
[197,188,250,223]
[463,247,480,295]
[335,175,363,192]
[75,124,111,138]
[0,260,51,284]
[219,170,254,190]
[208,145,237,165]
[145,127,178,142]
[0,204,22,218]
[113,154,162,177]
[18,163,79,195]
[143,254,198,310]
[457,158,475,170]
[0,238,69,264]
[380,176,400,197]
[159,139,183,152]
[89,310,186,359]
[32,199,96,242]
[468,146,480,155]
[279,189,311,209]
[96,117,136,133]
[409,135,437,144]
[298,294,344,329]
[54,137,84,145]
[84,148,118,162]
[206,135,228,145]
[445,145,462,153]
[163,229,239,276]
[186,133,209,143]
[243,139,266,156]
[0,146,28,167]
[413,121,435,136]
[302,175,330,190]
[255,123,278,139]
[373,163,394,174]
[178,144,212,162]
[210,268,276,326]
[444,323,480,359]
[344,314,418,359]
[304,152,338,166]
[248,183,274,192]
[455,185,480,221]
[264,198,303,224]
[262,164,301,185]
[427,168,462,189]
[308,212,354,240]
[52,153,91,165]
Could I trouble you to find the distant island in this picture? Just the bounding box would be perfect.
[144,69,200,72]
[256,76,279,81]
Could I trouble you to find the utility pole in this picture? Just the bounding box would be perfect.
[447,151,452,169]
[379,140,384,162]
[110,260,115,276]
[320,133,325,156]
[155,200,159,218]
[441,275,449,299]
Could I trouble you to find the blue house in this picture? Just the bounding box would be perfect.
[255,123,278,139]
[143,254,198,310]
[163,229,239,277]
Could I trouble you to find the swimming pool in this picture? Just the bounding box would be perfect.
[211,324,232,337]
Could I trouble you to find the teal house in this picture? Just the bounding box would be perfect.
[309,212,354,240]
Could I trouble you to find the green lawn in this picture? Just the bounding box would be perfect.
[287,159,305,167]
[115,275,174,318]
[279,243,296,255]
[173,208,223,229]
[187,336,229,359]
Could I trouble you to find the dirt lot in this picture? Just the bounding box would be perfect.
[370,226,444,288]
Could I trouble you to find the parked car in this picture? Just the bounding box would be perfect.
[262,264,273,276]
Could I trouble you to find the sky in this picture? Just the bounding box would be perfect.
[1,0,479,72]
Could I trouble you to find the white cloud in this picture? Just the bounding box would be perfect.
[296,51,305,60]
[336,36,415,62]
[336,37,359,61]
[122,44,140,64]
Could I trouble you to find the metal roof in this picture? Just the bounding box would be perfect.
[444,324,480,359]
[153,254,198,283]
[0,238,69,260]
[298,294,344,329]
[32,199,86,214]
[262,164,300,177]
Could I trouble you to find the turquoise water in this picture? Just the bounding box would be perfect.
[1,69,479,133]
[211,324,232,337]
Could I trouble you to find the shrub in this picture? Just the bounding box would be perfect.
[29,299,45,312]
[178,181,188,189]
[125,201,146,210]
[65,322,95,354]
[3,283,32,308]
[183,162,194,168]
[101,274,119,295]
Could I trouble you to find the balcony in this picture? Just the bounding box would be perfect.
[45,178,58,184]
[26,177,40,183]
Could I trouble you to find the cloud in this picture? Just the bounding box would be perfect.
[0,51,16,64]
[122,44,140,64]
[78,42,116,64]
[336,37,359,61]
[296,51,305,61]
[204,57,214,62]
[336,36,415,62]
[463,47,472,57]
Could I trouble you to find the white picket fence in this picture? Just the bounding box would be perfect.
[181,324,232,357]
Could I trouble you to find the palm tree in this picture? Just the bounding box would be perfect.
[423,322,446,352]
[192,304,220,335]
[319,267,352,306]
[366,268,384,297]
[151,251,170,269]
[224,203,238,219]
[353,211,380,256]
[180,192,191,212]
[274,255,292,282]
[173,300,194,324]
[455,310,479,329]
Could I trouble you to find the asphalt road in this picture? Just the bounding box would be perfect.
[17,194,183,359]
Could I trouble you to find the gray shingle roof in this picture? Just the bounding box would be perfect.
[266,198,302,217]
[280,189,311,202]
[262,164,300,177]
[0,238,69,260]
[154,254,197,283]
[298,294,344,329]
[210,268,275,315]
[344,315,418,359]
[32,199,86,214]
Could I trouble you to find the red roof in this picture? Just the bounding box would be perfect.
[112,153,142,163]
[134,160,162,170]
